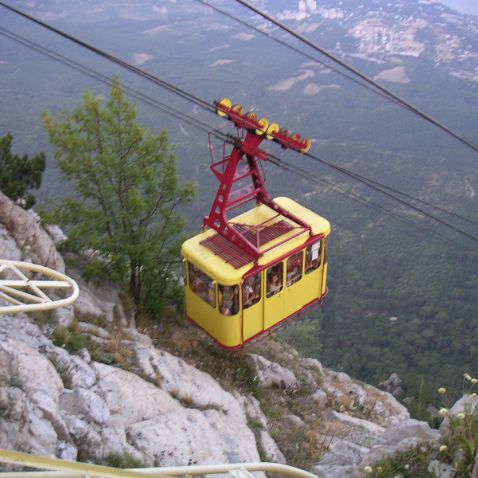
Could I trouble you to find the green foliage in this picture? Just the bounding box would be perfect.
[42,79,194,316]
[364,379,478,477]
[0,132,46,209]
[102,453,146,469]
[283,220,478,410]
[439,382,478,477]
[361,446,435,477]
[277,316,320,357]
[53,324,90,354]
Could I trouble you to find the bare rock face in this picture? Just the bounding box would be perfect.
[127,408,258,467]
[0,191,64,272]
[247,353,299,391]
[379,372,404,398]
[0,312,265,467]
[0,224,21,261]
[0,338,75,460]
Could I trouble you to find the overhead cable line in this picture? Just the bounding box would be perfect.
[3,26,460,238]
[269,156,478,254]
[193,0,394,103]
[302,150,478,243]
[233,0,478,154]
[0,28,216,136]
[2,7,477,246]
[0,1,216,116]
[309,155,478,227]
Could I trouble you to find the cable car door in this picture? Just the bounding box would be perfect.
[284,251,305,318]
[264,262,285,329]
[302,239,323,305]
[242,271,263,342]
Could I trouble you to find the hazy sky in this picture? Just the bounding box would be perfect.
[440,0,478,15]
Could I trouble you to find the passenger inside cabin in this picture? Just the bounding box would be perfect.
[243,274,261,308]
[266,264,283,297]
[219,285,239,315]
[286,251,303,286]
[189,263,216,307]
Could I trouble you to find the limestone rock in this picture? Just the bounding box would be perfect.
[303,357,325,375]
[316,439,369,467]
[247,353,299,391]
[314,465,358,478]
[49,346,97,389]
[360,419,439,467]
[284,414,305,429]
[0,223,21,261]
[91,362,180,427]
[377,418,439,445]
[45,225,67,247]
[71,274,129,326]
[0,338,75,458]
[379,372,404,398]
[0,315,53,352]
[440,394,478,436]
[60,388,110,425]
[259,430,286,464]
[310,389,328,408]
[428,459,455,478]
[0,190,64,271]
[234,393,268,429]
[127,408,260,467]
[331,412,386,437]
[132,344,244,417]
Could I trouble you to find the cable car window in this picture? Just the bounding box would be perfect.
[219,284,239,316]
[188,263,216,307]
[243,273,261,309]
[287,251,303,286]
[305,240,322,274]
[266,263,283,298]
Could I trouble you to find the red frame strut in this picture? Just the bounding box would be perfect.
[203,101,313,262]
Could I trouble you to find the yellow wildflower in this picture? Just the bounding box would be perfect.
[439,444,448,452]
[439,407,448,416]
[363,466,373,473]
[457,412,466,420]
[438,387,447,394]
[464,373,472,381]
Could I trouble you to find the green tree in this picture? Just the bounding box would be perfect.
[0,133,46,209]
[42,80,194,315]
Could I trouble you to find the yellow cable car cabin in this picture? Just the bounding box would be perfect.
[181,99,331,349]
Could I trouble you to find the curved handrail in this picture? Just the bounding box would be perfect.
[0,449,317,478]
[0,260,79,314]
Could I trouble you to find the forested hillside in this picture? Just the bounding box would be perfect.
[0,0,477,409]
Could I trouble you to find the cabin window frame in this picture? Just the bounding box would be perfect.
[242,272,262,310]
[218,284,240,316]
[305,239,322,274]
[188,262,216,308]
[266,262,284,298]
[286,250,303,286]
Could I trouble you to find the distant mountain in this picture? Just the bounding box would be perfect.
[250,0,478,83]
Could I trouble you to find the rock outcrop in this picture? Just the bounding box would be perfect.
[0,191,64,271]
[0,191,466,476]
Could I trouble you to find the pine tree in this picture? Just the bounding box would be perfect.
[42,80,194,315]
[0,133,46,209]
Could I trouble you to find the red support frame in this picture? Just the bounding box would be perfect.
[203,102,313,262]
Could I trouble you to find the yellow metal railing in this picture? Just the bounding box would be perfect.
[0,449,317,478]
[0,260,79,314]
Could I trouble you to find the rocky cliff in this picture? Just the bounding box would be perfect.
[0,191,473,478]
